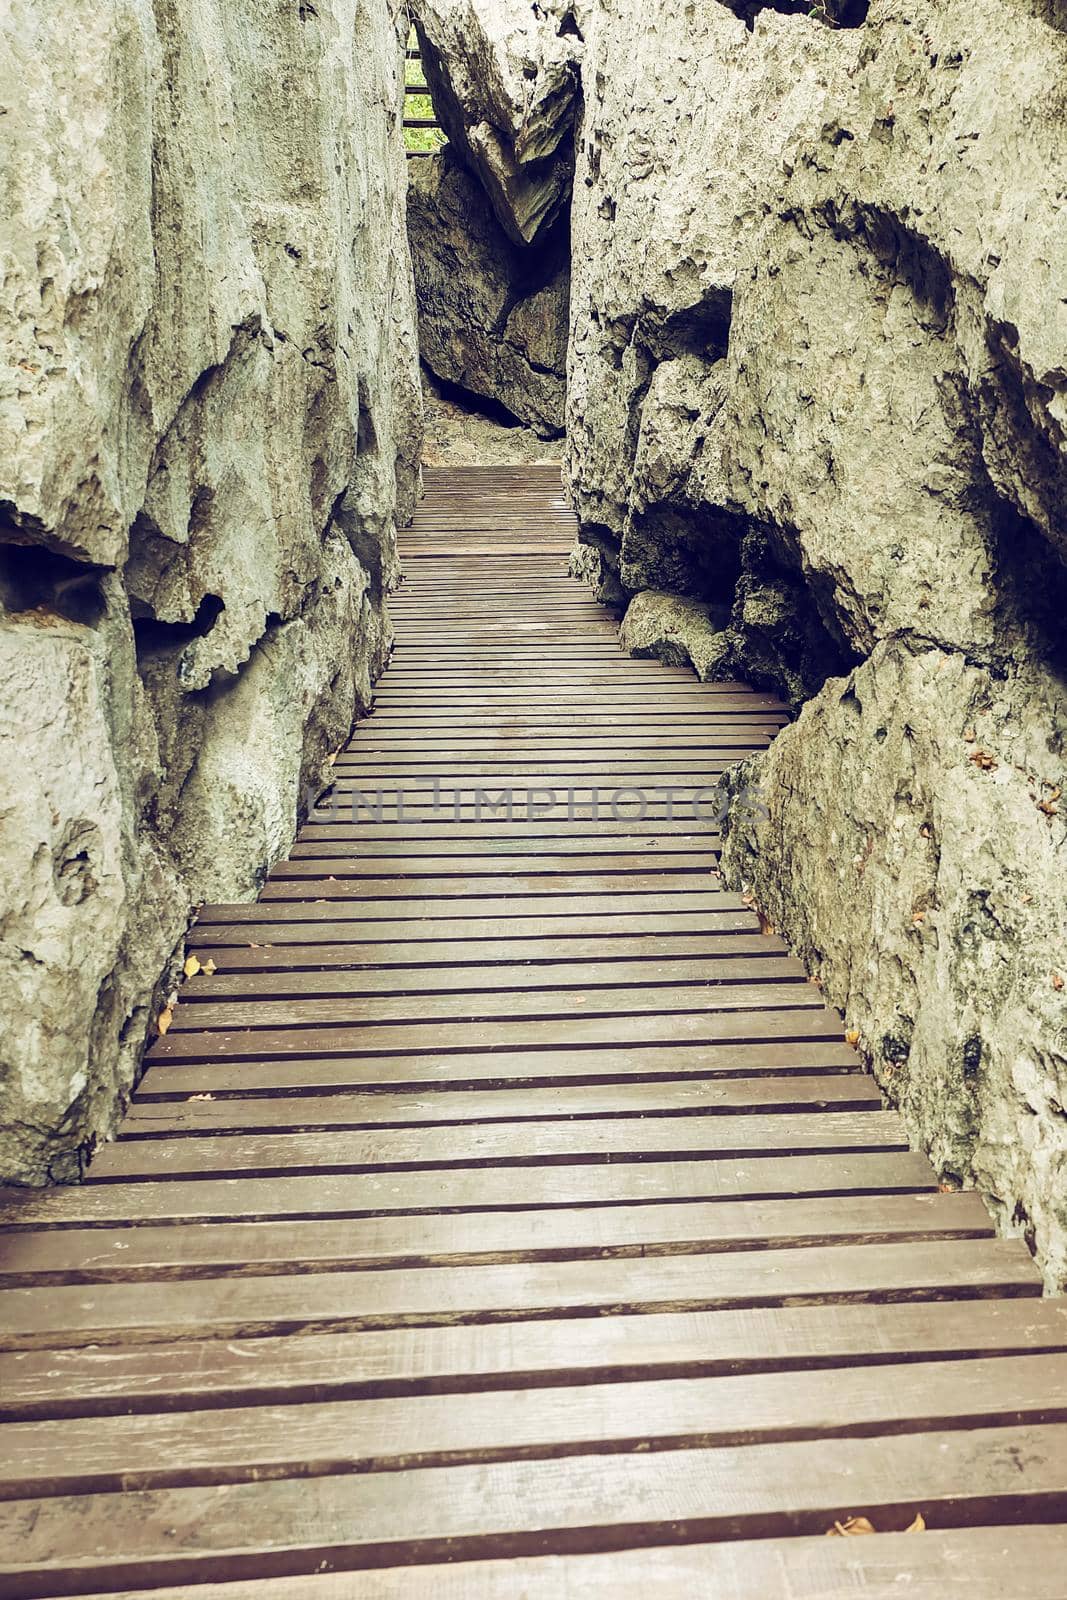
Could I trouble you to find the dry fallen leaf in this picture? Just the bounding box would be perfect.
[905,1512,927,1533]
[1053,972,1064,992]
[202,958,217,976]
[969,748,998,772]
[188,1093,215,1102]
[962,726,977,743]
[183,955,201,979]
[757,912,776,936]
[157,1004,174,1037]
[845,1029,861,1048]
[826,1516,877,1538]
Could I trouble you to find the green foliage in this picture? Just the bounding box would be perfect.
[406,124,448,155]
[404,39,446,153]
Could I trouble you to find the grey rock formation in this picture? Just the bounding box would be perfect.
[566,0,1067,1285]
[0,0,421,1183]
[421,369,564,467]
[408,149,568,438]
[619,591,729,682]
[412,0,582,245]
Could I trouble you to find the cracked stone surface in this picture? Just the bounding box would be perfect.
[0,0,421,1183]
[408,148,568,437]
[565,0,1067,1286]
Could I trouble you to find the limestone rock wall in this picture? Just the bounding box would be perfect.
[412,0,582,245]
[0,0,421,1183]
[566,0,1067,1286]
[408,148,568,438]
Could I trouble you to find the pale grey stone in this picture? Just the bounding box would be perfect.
[0,0,421,1182]
[566,0,1067,1286]
[412,0,582,245]
[619,590,730,681]
[408,149,568,437]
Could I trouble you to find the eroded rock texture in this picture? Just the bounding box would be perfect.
[408,149,568,437]
[412,0,583,245]
[567,1,1067,1285]
[0,0,421,1183]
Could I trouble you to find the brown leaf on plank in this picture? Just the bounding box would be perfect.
[826,1516,876,1537]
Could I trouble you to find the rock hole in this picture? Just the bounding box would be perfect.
[717,0,868,29]
[0,539,108,626]
[131,593,225,659]
[422,365,527,430]
[357,378,379,456]
[52,820,102,907]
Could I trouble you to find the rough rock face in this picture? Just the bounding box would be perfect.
[408,149,568,437]
[412,0,582,245]
[566,0,1067,1286]
[618,590,729,681]
[0,0,421,1183]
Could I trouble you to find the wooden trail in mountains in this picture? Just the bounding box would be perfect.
[1,465,1065,1598]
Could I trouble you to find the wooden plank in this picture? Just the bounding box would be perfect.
[182,934,787,971]
[121,1077,881,1136]
[0,1151,943,1227]
[279,850,725,872]
[6,1351,1067,1502]
[135,1040,861,1096]
[160,981,822,1034]
[3,1425,1066,1596]
[292,819,732,838]
[90,1110,908,1180]
[187,911,767,945]
[4,1296,1064,1423]
[176,954,802,996]
[344,713,782,728]
[285,837,726,857]
[333,737,782,753]
[0,1192,990,1286]
[196,892,747,923]
[0,1239,1040,1349]
[34,1527,1067,1600]
[329,759,763,777]
[257,873,727,902]
[143,1008,849,1065]
[321,770,759,790]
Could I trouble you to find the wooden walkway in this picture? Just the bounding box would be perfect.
[1,464,1066,1596]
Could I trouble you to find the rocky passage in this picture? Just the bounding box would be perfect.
[1,468,1066,1595]
[0,1,421,1183]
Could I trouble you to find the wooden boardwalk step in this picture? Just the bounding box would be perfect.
[22,1528,1067,1600]
[0,465,1062,1596]
[3,1427,1067,1597]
